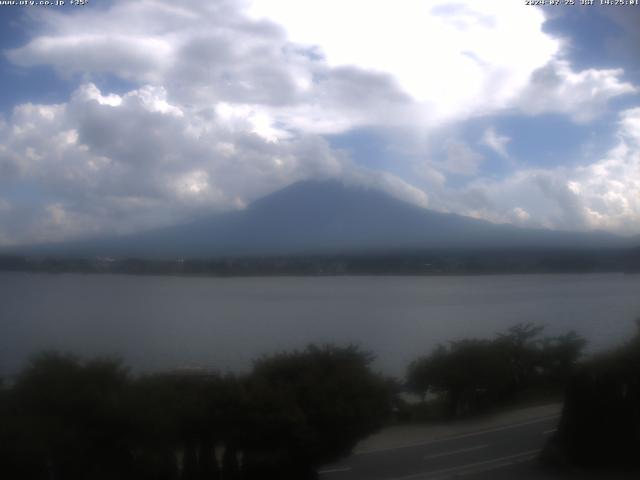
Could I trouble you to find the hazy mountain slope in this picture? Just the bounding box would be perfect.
[14,180,632,258]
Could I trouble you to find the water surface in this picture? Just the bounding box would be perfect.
[1,272,639,377]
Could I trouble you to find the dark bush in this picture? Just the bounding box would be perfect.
[0,345,392,480]
[244,345,393,479]
[407,324,586,419]
[546,323,640,470]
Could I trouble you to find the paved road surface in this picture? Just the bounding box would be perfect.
[318,413,564,480]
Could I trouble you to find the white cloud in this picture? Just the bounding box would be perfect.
[0,83,425,244]
[570,108,640,232]
[446,108,640,233]
[6,0,635,138]
[481,127,511,159]
[517,60,637,123]
[416,164,447,189]
[442,139,485,176]
[1,0,639,242]
[342,169,429,209]
[247,0,635,126]
[510,207,531,224]
[247,0,558,124]
[8,34,173,83]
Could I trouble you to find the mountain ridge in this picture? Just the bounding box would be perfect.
[5,179,635,259]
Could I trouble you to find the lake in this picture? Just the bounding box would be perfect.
[1,272,639,378]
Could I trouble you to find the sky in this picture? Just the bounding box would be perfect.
[0,0,639,246]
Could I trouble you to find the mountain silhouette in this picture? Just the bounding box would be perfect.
[17,180,632,258]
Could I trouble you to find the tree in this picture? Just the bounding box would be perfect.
[244,345,393,479]
[1,345,393,479]
[7,352,132,480]
[496,323,545,391]
[406,324,585,419]
[408,340,513,418]
[539,331,587,385]
[127,370,248,480]
[545,321,640,469]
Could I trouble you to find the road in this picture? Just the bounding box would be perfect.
[318,413,564,480]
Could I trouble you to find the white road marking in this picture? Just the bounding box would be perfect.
[423,444,488,460]
[357,414,560,455]
[543,428,557,435]
[390,449,540,480]
[318,467,352,475]
[455,451,540,479]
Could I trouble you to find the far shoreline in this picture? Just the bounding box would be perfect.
[2,248,639,278]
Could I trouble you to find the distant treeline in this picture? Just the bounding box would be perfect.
[2,247,640,276]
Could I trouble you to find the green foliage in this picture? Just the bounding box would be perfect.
[125,371,246,480]
[547,321,640,469]
[0,345,393,480]
[247,345,392,471]
[408,339,514,418]
[4,352,133,480]
[539,330,587,384]
[407,324,586,418]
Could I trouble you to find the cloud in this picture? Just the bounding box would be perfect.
[248,0,556,122]
[481,127,511,159]
[442,139,485,176]
[0,83,426,245]
[6,0,635,137]
[517,60,637,123]
[6,0,413,137]
[0,83,334,243]
[342,169,429,209]
[247,0,635,126]
[1,0,639,243]
[510,207,531,224]
[447,108,640,233]
[8,34,173,83]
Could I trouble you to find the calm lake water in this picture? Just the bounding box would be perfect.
[1,272,639,378]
